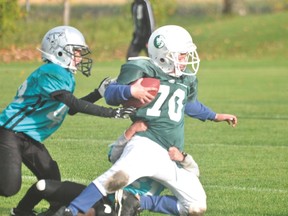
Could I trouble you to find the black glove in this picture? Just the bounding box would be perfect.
[113,106,136,119]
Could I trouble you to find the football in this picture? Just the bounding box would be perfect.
[122,77,160,108]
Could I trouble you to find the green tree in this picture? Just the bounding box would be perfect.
[0,0,22,40]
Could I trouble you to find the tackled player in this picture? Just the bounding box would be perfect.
[52,25,237,216]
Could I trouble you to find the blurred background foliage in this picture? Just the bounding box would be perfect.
[0,0,287,62]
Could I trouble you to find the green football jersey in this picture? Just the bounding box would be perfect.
[118,59,198,151]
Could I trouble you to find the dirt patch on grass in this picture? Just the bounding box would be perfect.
[0,46,41,63]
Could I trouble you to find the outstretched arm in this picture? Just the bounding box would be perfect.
[185,99,216,121]
[185,99,238,127]
[52,90,135,119]
[67,77,116,115]
[109,121,148,163]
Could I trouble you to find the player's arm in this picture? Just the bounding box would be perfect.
[104,82,132,106]
[104,79,156,106]
[185,99,238,127]
[69,77,115,115]
[185,99,216,121]
[51,90,135,118]
[109,121,148,163]
[168,147,200,177]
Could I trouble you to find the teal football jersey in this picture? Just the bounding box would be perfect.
[117,59,198,151]
[124,177,164,196]
[0,63,75,142]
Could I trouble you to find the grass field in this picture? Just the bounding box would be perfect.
[0,5,288,216]
[0,58,287,215]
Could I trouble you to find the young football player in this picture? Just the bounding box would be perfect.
[0,25,135,216]
[52,25,237,216]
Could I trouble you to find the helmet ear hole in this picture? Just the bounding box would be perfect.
[58,52,63,57]
[160,58,165,63]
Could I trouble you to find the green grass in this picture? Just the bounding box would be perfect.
[1,6,288,62]
[0,58,287,215]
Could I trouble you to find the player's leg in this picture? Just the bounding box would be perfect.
[129,144,206,216]
[0,127,23,197]
[13,139,61,215]
[114,177,165,215]
[30,180,115,216]
[37,180,86,216]
[23,139,61,181]
[126,38,143,60]
[160,168,207,216]
[140,195,180,215]
[55,136,165,216]
[99,137,177,216]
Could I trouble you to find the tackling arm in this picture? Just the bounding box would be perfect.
[109,121,148,163]
[68,77,115,115]
[51,90,135,118]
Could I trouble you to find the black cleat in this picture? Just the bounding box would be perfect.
[50,206,72,216]
[115,190,140,216]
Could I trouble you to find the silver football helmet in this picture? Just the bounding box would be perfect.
[38,26,93,77]
[148,25,200,77]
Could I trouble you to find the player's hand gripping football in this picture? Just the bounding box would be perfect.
[98,76,116,97]
[130,78,158,104]
[113,106,136,119]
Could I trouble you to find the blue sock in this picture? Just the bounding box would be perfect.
[140,195,180,215]
[68,183,103,215]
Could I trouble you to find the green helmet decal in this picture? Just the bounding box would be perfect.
[154,35,165,49]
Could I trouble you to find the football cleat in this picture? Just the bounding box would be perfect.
[50,206,72,216]
[115,190,140,216]
[93,197,117,216]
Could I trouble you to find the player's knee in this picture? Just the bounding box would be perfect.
[188,204,207,216]
[0,187,19,197]
[36,179,46,191]
[0,182,21,197]
[104,170,129,193]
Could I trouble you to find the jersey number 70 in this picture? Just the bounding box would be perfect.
[146,85,185,122]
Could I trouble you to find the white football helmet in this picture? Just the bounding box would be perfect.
[38,26,93,77]
[148,25,200,77]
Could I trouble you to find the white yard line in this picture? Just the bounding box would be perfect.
[205,185,288,194]
[193,143,288,149]
[22,175,287,194]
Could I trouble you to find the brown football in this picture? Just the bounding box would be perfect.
[122,77,160,108]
